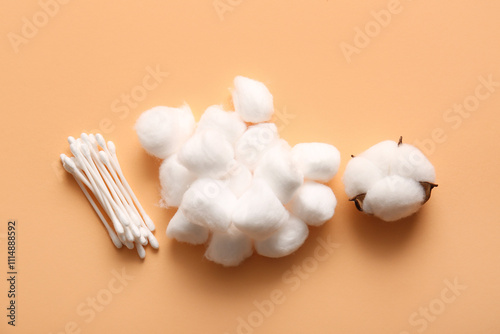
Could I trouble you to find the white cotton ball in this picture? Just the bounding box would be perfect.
[204,224,253,267]
[255,215,309,258]
[342,156,384,199]
[289,181,336,226]
[159,154,197,208]
[232,76,274,123]
[223,162,253,198]
[178,129,234,178]
[196,105,247,144]
[358,140,398,174]
[232,178,289,240]
[291,143,341,183]
[180,178,237,232]
[254,140,303,204]
[166,210,209,245]
[362,175,425,221]
[235,123,280,170]
[390,143,436,183]
[135,105,195,159]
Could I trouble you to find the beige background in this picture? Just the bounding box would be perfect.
[1,1,500,333]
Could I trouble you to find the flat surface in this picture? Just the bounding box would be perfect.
[1,1,500,333]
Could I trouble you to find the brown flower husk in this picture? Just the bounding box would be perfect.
[348,193,366,212]
[349,182,437,212]
[420,182,438,204]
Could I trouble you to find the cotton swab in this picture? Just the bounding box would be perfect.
[71,141,132,228]
[97,148,158,248]
[61,133,157,258]
[97,136,155,231]
[61,154,122,249]
[82,134,141,228]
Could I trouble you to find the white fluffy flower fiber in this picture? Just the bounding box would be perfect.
[343,137,437,222]
[136,76,340,266]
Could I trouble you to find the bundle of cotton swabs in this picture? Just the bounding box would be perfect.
[60,133,158,258]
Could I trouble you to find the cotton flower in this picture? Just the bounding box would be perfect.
[343,137,437,222]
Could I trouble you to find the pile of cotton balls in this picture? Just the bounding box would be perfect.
[343,137,437,222]
[135,76,340,266]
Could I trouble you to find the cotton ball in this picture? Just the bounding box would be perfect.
[342,157,384,199]
[232,178,289,240]
[291,143,341,182]
[235,123,280,170]
[166,210,209,245]
[223,162,253,198]
[196,105,247,144]
[205,224,253,267]
[159,154,197,208]
[362,175,425,221]
[358,140,398,174]
[232,76,274,123]
[180,178,237,232]
[254,140,303,204]
[255,215,309,258]
[289,181,336,226]
[390,143,436,183]
[178,129,234,178]
[135,105,195,159]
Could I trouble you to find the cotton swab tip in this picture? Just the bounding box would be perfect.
[116,210,130,226]
[80,133,90,142]
[148,234,159,249]
[136,243,146,259]
[98,151,110,165]
[130,224,141,238]
[111,235,123,249]
[61,155,77,174]
[107,141,116,155]
[95,133,106,148]
[60,153,69,166]
[80,143,91,157]
[69,143,79,156]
